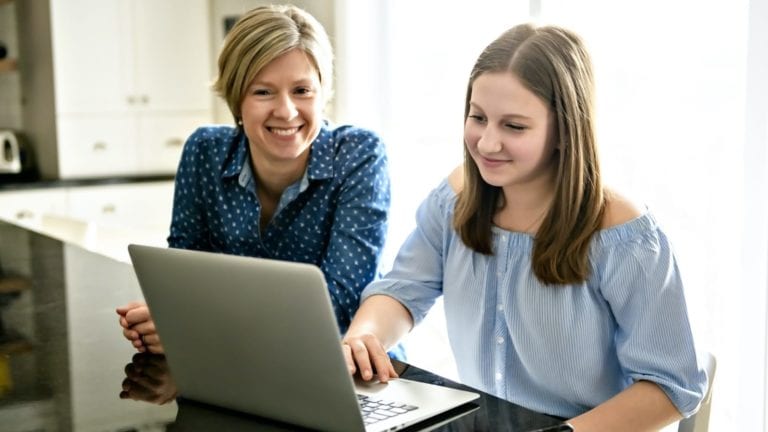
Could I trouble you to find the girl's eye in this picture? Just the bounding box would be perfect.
[468,114,486,122]
[505,123,526,131]
[252,89,271,96]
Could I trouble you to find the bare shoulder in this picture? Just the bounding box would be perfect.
[601,188,645,229]
[447,165,464,194]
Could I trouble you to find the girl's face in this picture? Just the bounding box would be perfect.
[240,48,324,168]
[464,72,557,191]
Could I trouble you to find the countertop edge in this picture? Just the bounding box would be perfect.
[0,174,176,191]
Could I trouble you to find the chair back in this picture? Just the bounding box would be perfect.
[678,352,717,432]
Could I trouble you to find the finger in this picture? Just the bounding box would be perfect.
[342,343,357,375]
[131,321,157,336]
[118,316,130,329]
[124,307,152,327]
[371,351,398,383]
[123,328,140,341]
[116,301,147,316]
[147,343,165,354]
[363,340,396,383]
[141,333,161,346]
[349,339,375,381]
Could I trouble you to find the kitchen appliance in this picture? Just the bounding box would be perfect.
[0,130,37,180]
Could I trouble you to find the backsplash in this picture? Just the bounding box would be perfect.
[0,1,21,130]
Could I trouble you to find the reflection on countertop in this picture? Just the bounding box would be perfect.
[0,220,177,431]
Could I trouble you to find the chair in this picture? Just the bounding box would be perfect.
[678,352,717,432]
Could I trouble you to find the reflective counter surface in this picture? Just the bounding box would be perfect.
[0,220,565,431]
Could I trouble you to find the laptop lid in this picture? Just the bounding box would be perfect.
[128,244,478,432]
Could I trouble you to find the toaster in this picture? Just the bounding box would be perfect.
[0,130,36,177]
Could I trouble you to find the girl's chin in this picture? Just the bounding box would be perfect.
[477,171,508,188]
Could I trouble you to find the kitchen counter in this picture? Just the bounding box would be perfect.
[0,220,565,431]
[0,174,175,191]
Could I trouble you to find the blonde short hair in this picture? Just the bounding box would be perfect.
[213,5,334,124]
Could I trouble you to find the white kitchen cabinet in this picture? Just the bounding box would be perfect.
[50,0,212,115]
[1,181,174,261]
[66,181,174,230]
[56,114,138,178]
[0,189,69,230]
[56,111,205,178]
[18,0,213,179]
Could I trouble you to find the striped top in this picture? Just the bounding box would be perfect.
[168,123,390,333]
[362,179,707,419]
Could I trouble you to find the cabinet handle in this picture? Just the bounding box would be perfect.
[165,138,184,148]
[101,204,116,214]
[93,142,107,151]
[15,210,34,220]
[127,95,136,105]
[141,95,150,104]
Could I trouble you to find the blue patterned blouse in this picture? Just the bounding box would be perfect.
[168,122,390,333]
[362,179,707,419]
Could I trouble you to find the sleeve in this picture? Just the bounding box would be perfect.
[166,127,211,251]
[361,180,450,325]
[598,228,708,417]
[319,130,391,332]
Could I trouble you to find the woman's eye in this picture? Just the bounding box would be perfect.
[468,114,485,122]
[294,87,313,95]
[505,123,526,131]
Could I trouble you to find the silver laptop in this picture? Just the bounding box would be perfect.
[128,244,479,432]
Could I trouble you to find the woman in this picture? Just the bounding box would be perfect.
[343,23,707,430]
[118,5,391,354]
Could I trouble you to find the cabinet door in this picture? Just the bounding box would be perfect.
[136,111,209,174]
[66,182,174,230]
[132,0,213,112]
[56,114,139,178]
[49,0,134,114]
[0,189,69,229]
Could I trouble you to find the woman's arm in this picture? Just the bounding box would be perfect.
[342,294,413,382]
[319,129,390,332]
[166,127,216,250]
[568,380,682,431]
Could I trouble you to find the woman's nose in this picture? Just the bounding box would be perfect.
[273,94,298,119]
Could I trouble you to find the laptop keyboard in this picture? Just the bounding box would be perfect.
[357,394,419,425]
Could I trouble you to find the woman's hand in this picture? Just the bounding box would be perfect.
[342,332,398,383]
[116,302,164,354]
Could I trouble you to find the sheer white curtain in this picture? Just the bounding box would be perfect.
[537,1,765,430]
[333,0,768,429]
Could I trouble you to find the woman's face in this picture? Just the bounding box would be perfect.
[240,48,323,168]
[464,72,556,191]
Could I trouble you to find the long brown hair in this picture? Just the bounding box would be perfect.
[453,23,605,285]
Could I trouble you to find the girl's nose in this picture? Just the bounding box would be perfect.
[477,127,502,154]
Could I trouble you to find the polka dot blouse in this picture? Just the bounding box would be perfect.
[167,122,391,333]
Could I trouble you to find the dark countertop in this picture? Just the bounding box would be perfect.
[0,220,565,431]
[0,174,175,191]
